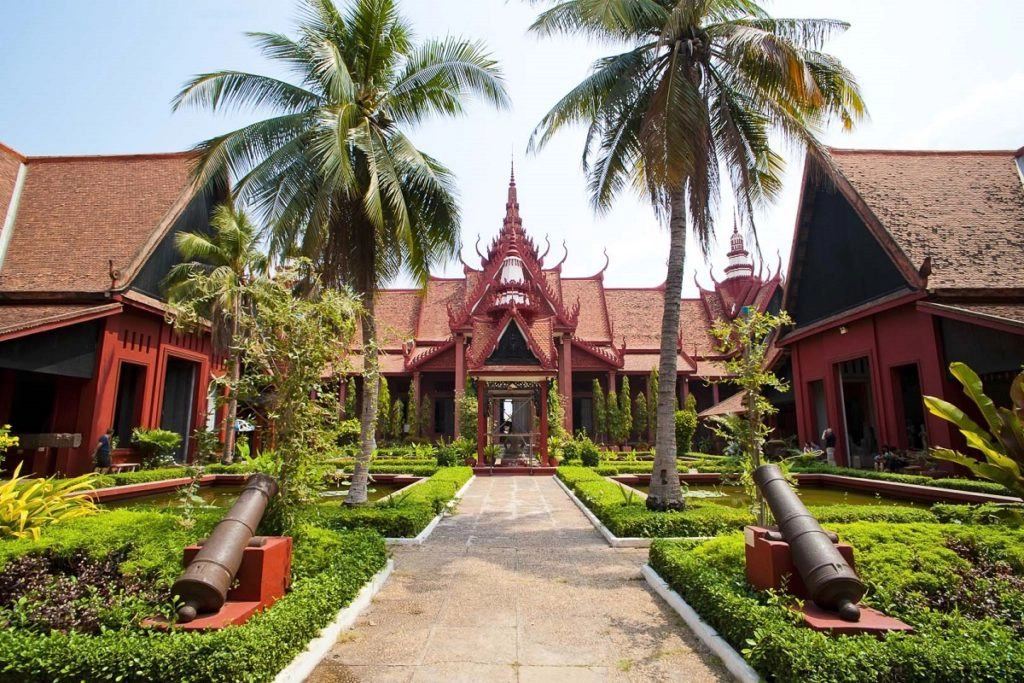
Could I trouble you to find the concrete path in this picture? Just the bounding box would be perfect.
[309,477,727,682]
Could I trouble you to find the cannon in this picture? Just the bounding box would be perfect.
[171,474,278,622]
[753,464,865,621]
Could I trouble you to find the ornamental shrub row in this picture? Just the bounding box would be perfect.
[0,513,387,682]
[320,467,472,537]
[94,464,250,489]
[792,463,1014,497]
[649,523,1024,682]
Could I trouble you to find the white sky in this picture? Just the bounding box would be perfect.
[1,1,1022,294]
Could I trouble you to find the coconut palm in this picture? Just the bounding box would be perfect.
[165,203,269,463]
[528,0,865,508]
[172,0,509,503]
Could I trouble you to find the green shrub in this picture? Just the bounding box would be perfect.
[578,436,600,467]
[650,523,1024,682]
[0,519,386,682]
[674,404,698,457]
[792,463,1014,496]
[131,428,182,469]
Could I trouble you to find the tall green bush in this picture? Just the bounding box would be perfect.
[674,399,698,457]
[420,394,433,437]
[131,428,182,469]
[634,392,648,441]
[592,379,607,443]
[619,377,632,445]
[389,398,404,440]
[376,378,391,441]
[548,379,569,440]
[607,388,621,446]
[457,390,478,442]
[344,377,357,419]
[648,368,659,439]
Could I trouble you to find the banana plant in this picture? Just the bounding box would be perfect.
[924,362,1024,499]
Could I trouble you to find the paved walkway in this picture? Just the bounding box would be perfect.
[309,477,727,682]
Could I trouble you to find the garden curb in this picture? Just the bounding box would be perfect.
[385,475,476,545]
[273,558,394,683]
[642,564,761,683]
[553,475,712,548]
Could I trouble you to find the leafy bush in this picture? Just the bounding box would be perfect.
[0,465,100,540]
[650,523,1024,682]
[578,436,600,467]
[792,462,1013,496]
[0,517,386,682]
[335,418,361,446]
[675,403,698,457]
[131,428,182,469]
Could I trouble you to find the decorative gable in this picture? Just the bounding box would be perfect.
[487,320,539,366]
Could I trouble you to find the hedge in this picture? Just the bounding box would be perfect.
[792,463,1015,497]
[94,464,249,489]
[558,467,942,538]
[650,523,1024,682]
[0,512,387,682]
[320,467,472,537]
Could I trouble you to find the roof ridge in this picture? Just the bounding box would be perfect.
[26,151,195,163]
[828,147,1015,157]
[0,142,26,162]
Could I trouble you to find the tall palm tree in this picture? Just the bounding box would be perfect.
[165,203,269,463]
[528,0,865,508]
[172,0,509,503]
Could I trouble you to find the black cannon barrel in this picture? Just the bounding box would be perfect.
[753,464,865,621]
[171,474,278,622]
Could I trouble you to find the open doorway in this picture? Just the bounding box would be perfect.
[893,364,925,450]
[160,357,198,463]
[113,363,146,446]
[837,357,878,469]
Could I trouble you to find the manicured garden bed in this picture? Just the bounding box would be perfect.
[558,467,945,540]
[0,509,387,682]
[649,523,1024,682]
[320,467,472,538]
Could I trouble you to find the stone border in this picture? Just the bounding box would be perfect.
[552,475,711,548]
[273,558,394,683]
[385,475,476,546]
[642,564,761,683]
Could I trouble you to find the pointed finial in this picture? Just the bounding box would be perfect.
[510,152,515,185]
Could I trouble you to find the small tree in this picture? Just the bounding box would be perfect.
[592,379,607,443]
[648,368,659,442]
[634,393,648,443]
[344,377,358,420]
[390,398,405,440]
[457,380,478,442]
[607,387,620,447]
[377,377,391,441]
[548,379,569,441]
[619,377,633,446]
[675,395,698,457]
[711,308,792,526]
[407,389,421,439]
[420,394,434,438]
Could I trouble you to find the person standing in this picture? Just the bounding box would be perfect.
[93,428,113,474]
[821,427,837,466]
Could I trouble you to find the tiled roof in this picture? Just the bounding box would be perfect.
[604,288,664,348]
[923,301,1024,331]
[417,279,464,341]
[680,299,718,356]
[0,302,121,339]
[375,290,420,349]
[0,143,24,229]
[561,278,609,341]
[829,149,1024,291]
[698,390,747,417]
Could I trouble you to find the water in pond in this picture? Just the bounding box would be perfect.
[628,484,919,508]
[103,481,411,509]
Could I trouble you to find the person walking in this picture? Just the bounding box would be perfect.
[821,427,837,467]
[93,428,114,474]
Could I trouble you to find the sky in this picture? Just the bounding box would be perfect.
[1,1,1022,294]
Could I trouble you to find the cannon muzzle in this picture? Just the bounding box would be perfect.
[171,474,278,622]
[753,464,865,621]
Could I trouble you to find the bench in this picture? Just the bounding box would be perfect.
[109,462,141,473]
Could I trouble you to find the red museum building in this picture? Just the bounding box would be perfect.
[0,143,223,475]
[781,147,1024,467]
[356,170,783,465]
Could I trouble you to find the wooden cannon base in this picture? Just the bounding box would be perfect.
[744,526,912,636]
[144,536,292,631]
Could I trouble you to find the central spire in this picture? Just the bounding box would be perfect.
[504,158,521,229]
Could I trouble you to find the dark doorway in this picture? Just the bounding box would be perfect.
[809,379,827,443]
[434,397,455,437]
[572,396,593,437]
[893,364,925,450]
[113,363,146,445]
[9,372,57,434]
[160,358,198,462]
[837,357,878,469]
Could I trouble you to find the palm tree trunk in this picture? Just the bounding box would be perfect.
[222,301,240,463]
[648,188,687,510]
[346,296,378,505]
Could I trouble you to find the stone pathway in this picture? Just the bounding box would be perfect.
[309,477,727,682]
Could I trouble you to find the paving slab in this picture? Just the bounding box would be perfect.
[309,477,727,682]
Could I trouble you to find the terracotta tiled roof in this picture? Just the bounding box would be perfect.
[698,390,747,417]
[0,151,197,294]
[604,288,664,349]
[0,143,24,229]
[561,278,609,341]
[680,299,718,356]
[620,352,695,374]
[417,279,464,341]
[0,302,121,340]
[374,290,420,349]
[829,149,1024,291]
[922,301,1024,331]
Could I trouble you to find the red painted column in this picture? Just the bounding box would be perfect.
[540,380,549,465]
[454,335,465,437]
[560,336,573,433]
[476,379,486,463]
[712,382,720,406]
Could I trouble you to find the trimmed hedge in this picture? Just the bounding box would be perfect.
[792,463,1015,497]
[0,511,387,682]
[559,467,941,538]
[94,464,249,488]
[650,523,1024,682]
[321,467,472,537]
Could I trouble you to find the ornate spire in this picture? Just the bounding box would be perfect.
[724,220,753,280]
[503,158,521,230]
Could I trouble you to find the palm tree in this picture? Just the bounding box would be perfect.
[172,0,509,503]
[165,203,269,463]
[528,0,865,508]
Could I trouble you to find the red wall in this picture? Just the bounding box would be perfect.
[789,303,957,466]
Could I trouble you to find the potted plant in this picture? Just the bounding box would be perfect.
[483,444,500,467]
